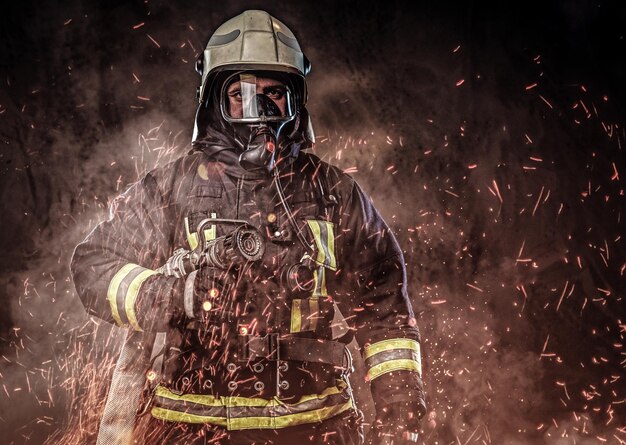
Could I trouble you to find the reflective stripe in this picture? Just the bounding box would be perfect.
[308,297,319,332]
[185,213,216,250]
[154,383,345,407]
[151,401,353,430]
[365,349,421,372]
[323,221,336,269]
[310,221,326,266]
[312,266,327,297]
[364,338,420,359]
[290,297,320,333]
[115,265,147,325]
[125,269,157,331]
[364,338,422,380]
[367,359,422,381]
[107,264,136,326]
[106,263,156,331]
[205,213,217,243]
[290,299,302,333]
[184,217,199,250]
[150,383,353,430]
[151,407,226,426]
[299,256,327,297]
[306,220,337,271]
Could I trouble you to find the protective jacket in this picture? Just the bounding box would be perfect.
[71,144,425,437]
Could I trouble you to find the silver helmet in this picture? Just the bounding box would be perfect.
[193,10,314,150]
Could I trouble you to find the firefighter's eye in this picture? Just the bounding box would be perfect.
[264,87,286,100]
[228,89,242,101]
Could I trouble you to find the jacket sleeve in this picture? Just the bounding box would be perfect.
[71,172,183,333]
[333,179,426,417]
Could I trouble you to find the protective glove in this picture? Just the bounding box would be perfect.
[158,248,195,278]
[180,266,237,326]
[365,401,422,445]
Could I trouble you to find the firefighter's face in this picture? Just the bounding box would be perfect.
[225,76,289,119]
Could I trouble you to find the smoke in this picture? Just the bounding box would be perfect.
[1,0,625,443]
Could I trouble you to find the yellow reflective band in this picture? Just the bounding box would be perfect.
[204,212,217,242]
[204,227,215,242]
[232,401,352,430]
[185,214,217,250]
[125,268,157,332]
[312,266,327,297]
[151,401,353,430]
[308,220,325,265]
[308,297,319,332]
[290,299,302,333]
[306,220,337,271]
[364,338,421,359]
[184,217,199,250]
[325,222,336,270]
[151,407,227,426]
[107,263,137,327]
[154,382,346,407]
[366,359,422,381]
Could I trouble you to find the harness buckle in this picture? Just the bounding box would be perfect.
[239,333,281,362]
[267,333,280,361]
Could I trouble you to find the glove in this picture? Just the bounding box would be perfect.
[182,266,237,325]
[365,401,422,445]
[158,248,195,278]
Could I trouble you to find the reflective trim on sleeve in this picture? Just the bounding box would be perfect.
[106,263,156,331]
[365,349,421,372]
[306,220,337,271]
[364,338,420,359]
[366,359,422,381]
[107,263,137,326]
[125,269,157,331]
[363,338,422,381]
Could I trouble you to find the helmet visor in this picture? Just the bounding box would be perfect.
[221,73,296,123]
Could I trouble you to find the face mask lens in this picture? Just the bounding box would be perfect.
[222,73,295,122]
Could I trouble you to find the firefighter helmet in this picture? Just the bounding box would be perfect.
[193,10,314,145]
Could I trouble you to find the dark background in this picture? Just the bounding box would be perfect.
[1,0,625,443]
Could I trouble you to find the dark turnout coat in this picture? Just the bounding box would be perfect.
[71,146,426,435]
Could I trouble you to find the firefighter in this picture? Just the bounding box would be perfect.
[71,10,426,445]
